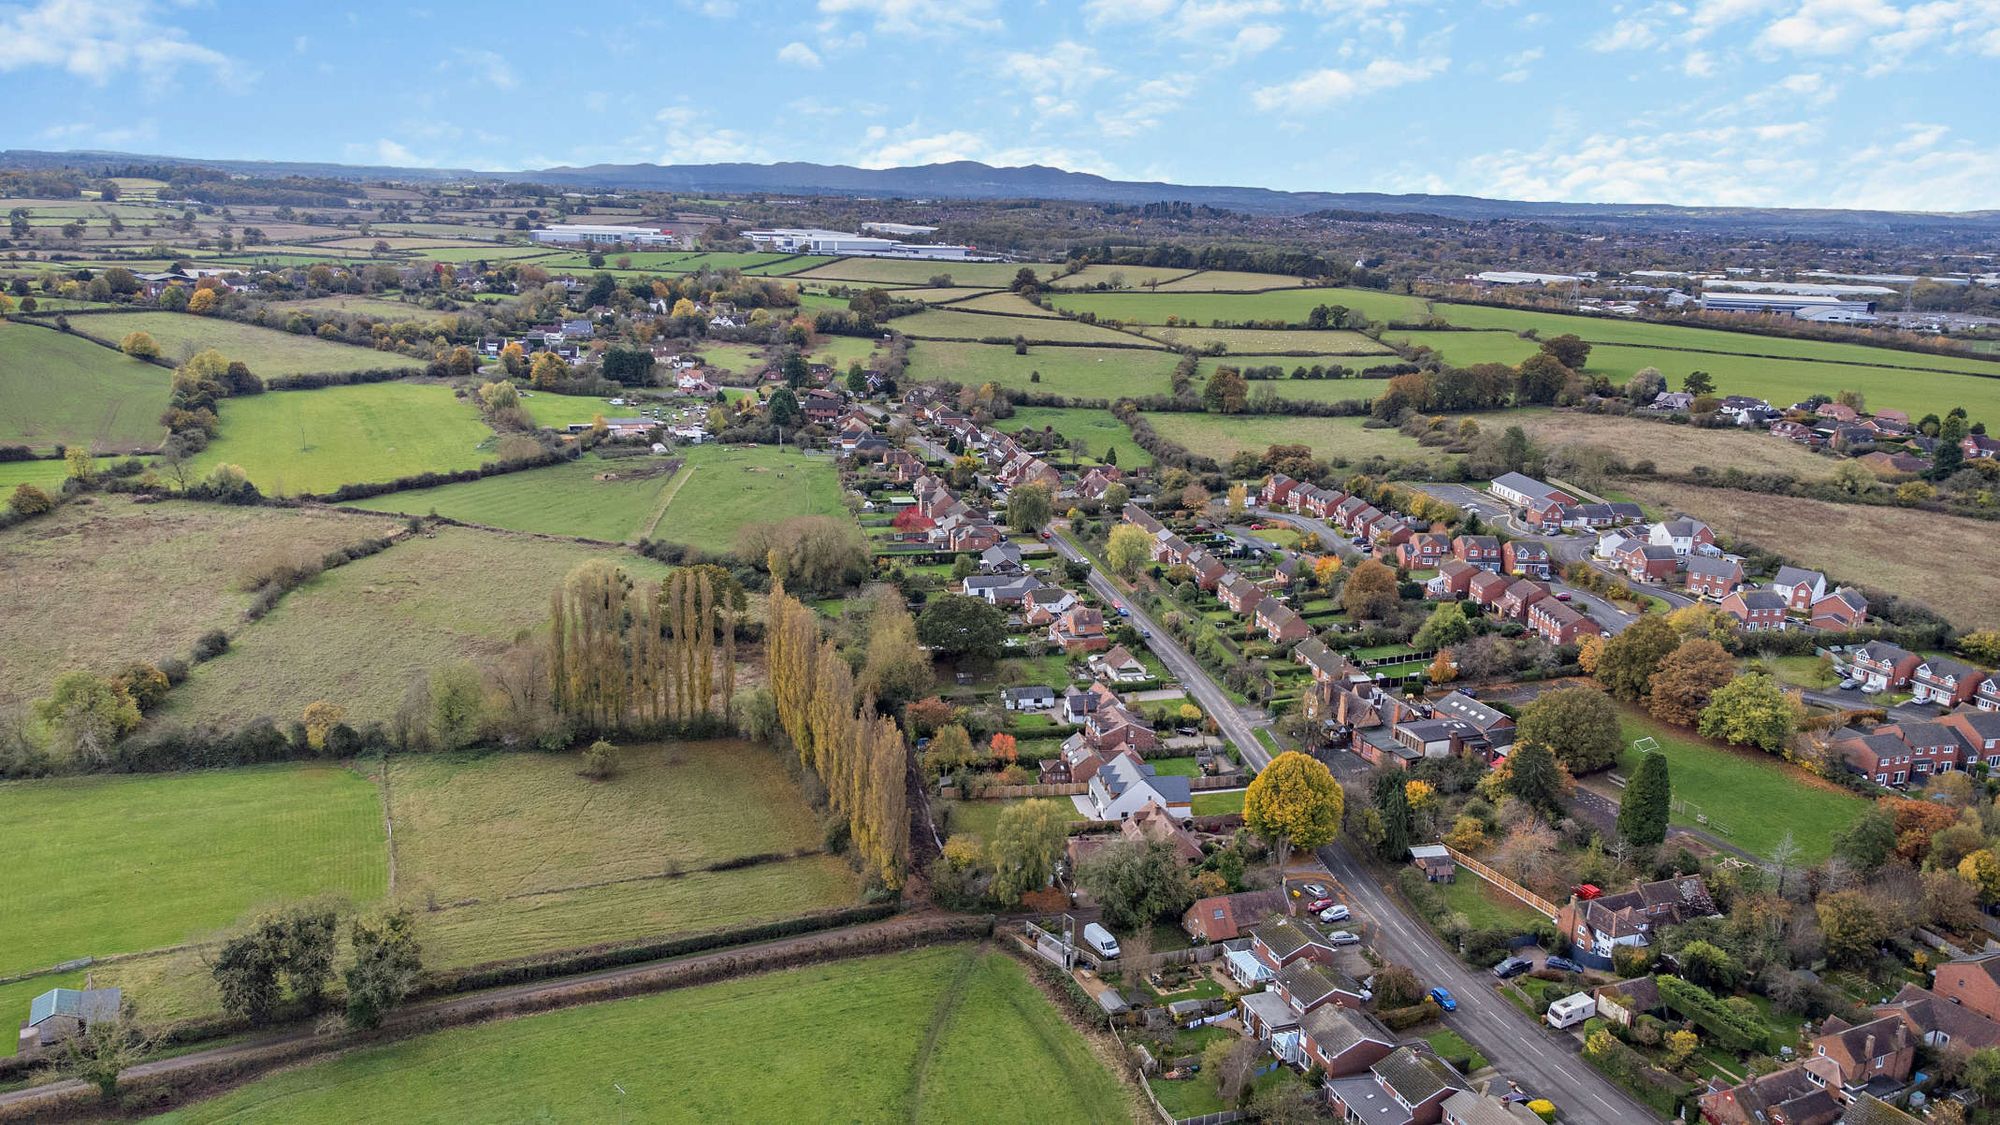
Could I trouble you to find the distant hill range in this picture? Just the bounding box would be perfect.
[6,148,1998,233]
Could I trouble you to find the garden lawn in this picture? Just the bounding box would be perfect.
[0,765,386,980]
[0,320,169,452]
[1051,286,1426,326]
[1006,406,1152,468]
[72,311,425,378]
[1435,876,1543,933]
[943,798,1086,843]
[905,339,1186,398]
[188,381,497,495]
[348,455,682,542]
[162,526,671,727]
[157,947,1130,1124]
[1614,709,1868,863]
[651,443,846,552]
[1190,789,1245,816]
[0,496,400,709]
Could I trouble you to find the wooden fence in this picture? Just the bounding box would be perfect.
[1443,845,1560,920]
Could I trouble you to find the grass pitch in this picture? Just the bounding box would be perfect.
[0,320,169,452]
[0,765,386,979]
[188,382,498,496]
[157,947,1130,1124]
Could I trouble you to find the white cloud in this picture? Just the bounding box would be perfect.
[450,48,516,90]
[1097,77,1192,137]
[1681,49,1717,76]
[1588,17,1662,50]
[1224,23,1285,61]
[1083,0,1176,26]
[1498,46,1542,82]
[40,118,157,147]
[816,0,1000,36]
[651,105,762,163]
[1756,0,1901,54]
[999,41,1115,95]
[1250,56,1448,112]
[0,0,238,85]
[778,41,822,67]
[856,126,1115,174]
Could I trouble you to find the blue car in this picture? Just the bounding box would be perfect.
[1428,987,1457,1012]
[1544,956,1583,974]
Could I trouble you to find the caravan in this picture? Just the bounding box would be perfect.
[1546,992,1596,1030]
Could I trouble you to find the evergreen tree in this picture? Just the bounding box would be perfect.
[1617,749,1671,848]
[1505,740,1566,820]
[1375,773,1411,861]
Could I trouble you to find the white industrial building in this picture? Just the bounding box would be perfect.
[530,224,677,247]
[860,222,938,236]
[741,227,975,259]
[1698,291,1876,318]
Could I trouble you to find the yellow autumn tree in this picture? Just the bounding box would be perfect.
[302,700,346,751]
[1960,849,2000,903]
[186,287,217,313]
[1243,751,1344,900]
[530,350,570,389]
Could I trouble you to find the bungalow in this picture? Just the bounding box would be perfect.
[979,542,1024,574]
[1651,391,1695,412]
[1441,1089,1541,1125]
[1089,645,1148,684]
[1560,503,1637,530]
[1183,889,1285,943]
[1256,599,1311,645]
[1964,433,2000,460]
[1452,535,1502,572]
[1504,540,1544,576]
[1496,578,1548,621]
[1219,572,1265,615]
[1770,419,1819,446]
[1720,588,1788,631]
[1424,560,1479,600]
[1121,799,1203,864]
[1325,1047,1464,1125]
[1592,977,1664,1029]
[1771,566,1828,612]
[1684,555,1744,599]
[1941,710,2000,769]
[1850,641,1921,691]
[1049,605,1111,654]
[1858,450,1929,477]
[1649,517,1716,557]
[1616,542,1682,584]
[1527,597,1605,647]
[1085,753,1192,821]
[1261,473,1299,507]
[1489,471,1573,512]
[1467,570,1511,609]
[1910,657,1987,707]
[1398,532,1451,570]
[1000,684,1056,711]
[1811,588,1869,632]
[1556,875,1716,970]
[961,574,1042,606]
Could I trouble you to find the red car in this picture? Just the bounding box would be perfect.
[1306,897,1337,913]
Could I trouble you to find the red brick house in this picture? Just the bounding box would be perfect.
[1397,532,1451,570]
[1772,566,1828,612]
[1527,597,1605,646]
[1804,1016,1915,1105]
[1850,641,1920,691]
[1181,889,1284,943]
[1720,589,1788,631]
[1911,657,1988,707]
[1941,710,2000,770]
[1810,588,1868,631]
[1260,473,1298,507]
[1502,540,1551,579]
[1468,570,1511,609]
[1297,1005,1397,1077]
[1326,1047,1463,1125]
[1371,517,1414,554]
[1048,605,1110,653]
[1452,534,1502,572]
[1615,541,1682,584]
[1185,550,1228,591]
[1684,556,1743,599]
[1933,953,2000,1023]
[1256,599,1311,645]
[1425,560,1478,600]
[1496,578,1548,620]
[1875,721,1965,778]
[1838,731,1917,786]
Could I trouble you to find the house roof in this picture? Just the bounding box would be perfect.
[1001,684,1055,702]
[1439,1090,1541,1125]
[1594,975,1662,1012]
[1372,1046,1461,1106]
[1492,472,1563,502]
[1430,691,1510,731]
[1729,589,1788,611]
[1874,983,2000,1050]
[1852,641,1916,667]
[1253,914,1331,959]
[29,988,120,1028]
[1185,890,1284,941]
[1240,989,1300,1032]
[1685,556,1742,578]
[1774,565,1825,588]
[1920,656,1982,681]
[1840,1095,1921,1125]
[1279,959,1358,1007]
[1300,1004,1391,1059]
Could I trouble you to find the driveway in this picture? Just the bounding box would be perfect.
[1316,843,1660,1122]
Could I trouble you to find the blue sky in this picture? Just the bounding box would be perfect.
[3,0,1998,210]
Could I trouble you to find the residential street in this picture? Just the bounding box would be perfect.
[1318,842,1660,1122]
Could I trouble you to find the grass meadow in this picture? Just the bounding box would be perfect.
[796,258,1050,288]
[1139,326,1394,355]
[893,308,1161,346]
[1006,406,1153,468]
[347,455,682,542]
[520,390,635,429]
[1148,413,1459,467]
[1624,480,2000,630]
[1051,286,1428,326]
[0,765,387,979]
[697,340,767,375]
[651,443,846,552]
[905,339,1185,398]
[1045,263,1198,289]
[188,382,497,495]
[0,497,401,708]
[1614,709,1868,863]
[1382,329,1546,368]
[157,947,1129,1124]
[0,320,169,452]
[1151,269,1331,292]
[74,312,426,378]
[162,527,672,726]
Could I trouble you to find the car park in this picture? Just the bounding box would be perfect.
[1428,987,1457,1011]
[1493,957,1533,979]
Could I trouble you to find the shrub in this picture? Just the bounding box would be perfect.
[191,630,230,662]
[7,483,54,516]
[1378,999,1443,1030]
[580,739,616,780]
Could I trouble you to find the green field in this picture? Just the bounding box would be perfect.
[796,258,1057,288]
[1615,710,1868,863]
[1435,874,1544,933]
[650,443,847,552]
[1577,343,2000,422]
[1006,406,1152,468]
[697,341,767,376]
[348,455,682,542]
[0,497,400,708]
[163,526,670,726]
[272,294,446,322]
[0,765,386,980]
[906,339,1185,398]
[520,390,647,429]
[189,382,498,495]
[947,291,1063,316]
[1052,286,1429,326]
[158,947,1129,1124]
[894,308,1160,346]
[1140,326,1396,355]
[1153,270,1328,292]
[0,320,170,452]
[71,312,426,378]
[1149,413,1457,466]
[405,244,560,262]
[1046,263,1198,289]
[1384,329,1545,368]
[808,334,881,368]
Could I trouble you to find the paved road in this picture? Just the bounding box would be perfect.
[1318,842,1658,1123]
[1049,530,1273,771]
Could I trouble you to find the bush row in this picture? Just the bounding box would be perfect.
[312,445,576,503]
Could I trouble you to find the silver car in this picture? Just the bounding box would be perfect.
[1328,930,1361,946]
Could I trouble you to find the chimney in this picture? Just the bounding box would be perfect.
[1863,1033,1876,1066]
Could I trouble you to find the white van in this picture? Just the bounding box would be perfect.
[1546,992,1596,1030]
[1083,923,1121,959]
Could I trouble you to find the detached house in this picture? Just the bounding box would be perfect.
[1397,531,1450,570]
[1720,588,1788,631]
[1684,555,1744,599]
[1616,541,1682,584]
[1088,645,1148,684]
[1527,597,1604,647]
[1049,605,1110,653]
[1801,1015,1915,1106]
[1325,1047,1465,1125]
[1850,641,1920,691]
[1941,710,2000,769]
[1556,875,1716,970]
[1910,657,1987,707]
[1261,473,1299,507]
[1084,753,1191,821]
[1452,535,1502,572]
[1811,588,1869,632]
[1467,570,1511,610]
[1649,518,1716,557]
[1425,560,1479,600]
[1772,566,1828,612]
[1496,578,1547,621]
[1183,889,1285,943]
[1502,540,1551,579]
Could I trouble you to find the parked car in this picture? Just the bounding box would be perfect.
[1554,591,1573,601]
[1839,678,1860,690]
[1544,956,1583,974]
[1318,904,1351,924]
[1428,987,1457,1012]
[1493,957,1534,979]
[1306,897,1336,913]
[1328,931,1361,947]
[1296,882,1329,899]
